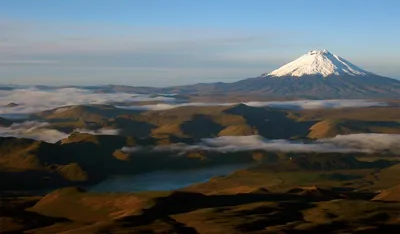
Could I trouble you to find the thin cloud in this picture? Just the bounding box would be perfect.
[244,99,388,110]
[74,128,120,135]
[117,102,234,111]
[119,99,387,111]
[0,87,175,116]
[0,87,390,118]
[0,121,121,143]
[0,19,278,55]
[1,18,399,85]
[0,121,69,143]
[122,135,348,154]
[319,134,400,154]
[121,134,400,154]
[0,19,298,85]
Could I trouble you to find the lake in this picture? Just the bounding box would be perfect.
[88,163,252,192]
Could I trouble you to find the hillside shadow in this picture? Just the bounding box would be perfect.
[107,117,155,138]
[117,191,316,226]
[181,114,224,138]
[224,104,315,139]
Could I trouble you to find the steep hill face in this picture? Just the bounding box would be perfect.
[136,104,315,139]
[0,134,137,190]
[372,185,400,202]
[0,134,263,190]
[36,104,135,122]
[308,119,400,139]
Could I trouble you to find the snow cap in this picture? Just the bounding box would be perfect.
[263,50,372,77]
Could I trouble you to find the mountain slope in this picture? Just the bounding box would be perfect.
[263,50,371,77]
[226,74,400,98]
[147,50,400,98]
[372,185,400,202]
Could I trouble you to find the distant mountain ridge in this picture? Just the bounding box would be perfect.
[100,50,400,98]
[164,50,400,98]
[2,50,400,99]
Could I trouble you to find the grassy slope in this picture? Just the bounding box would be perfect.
[35,104,400,140]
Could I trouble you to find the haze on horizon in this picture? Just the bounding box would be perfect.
[1,0,399,86]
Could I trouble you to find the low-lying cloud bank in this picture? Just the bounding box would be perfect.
[2,122,398,154]
[0,87,389,117]
[0,87,175,117]
[0,121,120,143]
[117,102,233,111]
[0,121,69,143]
[122,134,400,154]
[319,134,400,153]
[74,128,121,136]
[118,99,388,111]
[244,99,388,110]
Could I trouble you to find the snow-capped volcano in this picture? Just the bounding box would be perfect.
[262,50,372,77]
[103,49,400,99]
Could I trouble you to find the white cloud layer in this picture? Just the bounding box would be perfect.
[0,121,120,143]
[0,121,69,143]
[122,134,400,154]
[119,99,387,111]
[74,128,121,135]
[116,102,233,111]
[0,87,389,118]
[243,99,388,110]
[0,87,175,116]
[319,134,400,153]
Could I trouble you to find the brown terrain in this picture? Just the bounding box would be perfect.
[1,181,400,233]
[32,104,400,139]
[1,104,400,233]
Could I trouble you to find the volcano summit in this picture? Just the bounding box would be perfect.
[151,49,400,99]
[36,50,400,99]
[263,50,372,77]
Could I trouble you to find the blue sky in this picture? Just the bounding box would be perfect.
[1,0,399,86]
